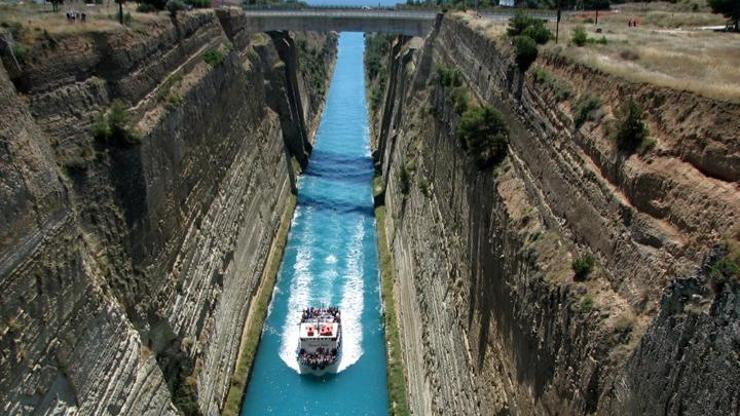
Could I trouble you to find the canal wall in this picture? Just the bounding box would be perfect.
[372,14,739,416]
[0,9,335,416]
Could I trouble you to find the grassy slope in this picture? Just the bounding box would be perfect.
[375,205,411,416]
[222,195,297,416]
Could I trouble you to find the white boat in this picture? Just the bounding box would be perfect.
[296,307,342,376]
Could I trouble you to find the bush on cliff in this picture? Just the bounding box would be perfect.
[166,0,186,18]
[614,98,649,153]
[92,99,140,146]
[515,35,538,73]
[708,239,740,292]
[437,65,463,88]
[573,94,602,127]
[572,254,594,280]
[457,105,509,169]
[140,0,167,10]
[508,12,552,44]
[203,48,226,67]
[522,22,552,45]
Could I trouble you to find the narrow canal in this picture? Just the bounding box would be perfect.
[241,33,389,415]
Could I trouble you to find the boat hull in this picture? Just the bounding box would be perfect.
[298,357,340,376]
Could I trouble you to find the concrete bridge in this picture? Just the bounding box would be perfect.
[241,9,439,36]
[240,8,556,36]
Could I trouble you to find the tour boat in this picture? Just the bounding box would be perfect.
[296,307,342,376]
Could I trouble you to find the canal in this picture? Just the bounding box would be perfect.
[241,33,389,415]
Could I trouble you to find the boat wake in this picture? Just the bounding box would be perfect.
[278,218,366,374]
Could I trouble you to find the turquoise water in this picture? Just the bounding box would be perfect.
[241,33,389,416]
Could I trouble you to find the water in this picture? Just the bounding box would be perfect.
[241,33,389,416]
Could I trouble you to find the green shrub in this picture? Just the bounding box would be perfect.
[507,11,540,37]
[203,49,226,67]
[522,23,552,45]
[92,99,140,146]
[615,98,649,153]
[457,105,509,169]
[613,313,634,338]
[140,0,168,10]
[185,0,210,8]
[531,66,573,102]
[399,163,413,195]
[437,65,463,88]
[579,294,594,312]
[573,94,602,127]
[12,43,28,63]
[136,3,158,12]
[515,35,538,73]
[572,26,588,47]
[166,0,186,17]
[572,254,594,280]
[448,86,469,115]
[708,246,739,289]
[596,35,608,45]
[531,66,551,84]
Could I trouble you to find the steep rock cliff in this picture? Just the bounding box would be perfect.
[372,15,738,416]
[0,10,336,415]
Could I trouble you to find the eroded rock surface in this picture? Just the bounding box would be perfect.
[0,10,336,415]
[372,15,739,416]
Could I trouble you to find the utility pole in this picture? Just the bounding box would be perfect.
[555,0,561,44]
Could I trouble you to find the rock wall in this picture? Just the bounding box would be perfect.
[0,9,335,415]
[373,15,739,416]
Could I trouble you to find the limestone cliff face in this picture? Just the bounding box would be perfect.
[373,15,738,416]
[0,10,335,415]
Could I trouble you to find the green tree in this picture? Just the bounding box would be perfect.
[507,11,539,37]
[50,0,64,12]
[615,98,648,153]
[708,0,740,31]
[166,0,186,18]
[515,35,538,72]
[572,254,594,280]
[457,106,509,169]
[522,23,552,45]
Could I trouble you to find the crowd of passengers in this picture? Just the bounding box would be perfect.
[301,307,341,323]
[298,347,338,369]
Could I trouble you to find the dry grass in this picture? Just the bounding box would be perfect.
[454,5,740,103]
[0,2,168,44]
[546,15,740,102]
[455,11,508,45]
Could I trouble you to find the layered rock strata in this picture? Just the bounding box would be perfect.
[0,9,335,415]
[372,15,739,416]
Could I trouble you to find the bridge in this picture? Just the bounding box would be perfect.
[240,9,439,36]
[239,8,556,36]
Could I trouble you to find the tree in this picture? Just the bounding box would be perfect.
[140,0,169,9]
[166,0,186,18]
[115,0,126,25]
[457,106,509,169]
[615,98,648,153]
[708,0,740,32]
[50,0,64,12]
[515,35,538,72]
